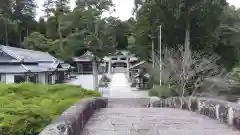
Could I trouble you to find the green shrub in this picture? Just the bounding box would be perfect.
[149,85,178,98]
[100,75,111,82]
[0,83,100,135]
[99,75,111,87]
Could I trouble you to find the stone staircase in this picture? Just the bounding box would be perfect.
[80,97,239,135]
[107,98,151,108]
[39,73,240,135]
[39,97,240,135]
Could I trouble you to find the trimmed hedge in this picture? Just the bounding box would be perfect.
[99,75,111,87]
[0,83,100,135]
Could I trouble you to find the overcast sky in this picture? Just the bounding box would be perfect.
[36,0,240,21]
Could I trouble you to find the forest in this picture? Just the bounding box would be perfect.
[1,0,240,92]
[0,0,240,134]
[0,0,239,67]
[0,0,239,69]
[2,0,240,94]
[0,0,136,62]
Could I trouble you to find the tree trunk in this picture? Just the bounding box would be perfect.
[184,0,191,62]
[57,17,64,52]
[4,20,8,45]
[151,39,155,68]
[184,19,191,63]
[188,89,197,110]
[181,20,191,109]
[92,58,99,90]
[26,27,29,37]
[19,29,21,44]
[180,82,186,109]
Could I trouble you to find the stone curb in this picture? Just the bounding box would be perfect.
[39,97,108,135]
[150,97,240,131]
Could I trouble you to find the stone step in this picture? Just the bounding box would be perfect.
[107,98,151,108]
[82,108,240,135]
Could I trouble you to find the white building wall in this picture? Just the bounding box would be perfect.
[38,73,46,84]
[52,74,56,84]
[2,72,57,84]
[6,74,15,84]
[1,74,6,83]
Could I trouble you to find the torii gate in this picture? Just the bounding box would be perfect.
[107,55,130,78]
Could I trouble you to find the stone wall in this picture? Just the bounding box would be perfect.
[150,97,240,130]
[39,97,108,135]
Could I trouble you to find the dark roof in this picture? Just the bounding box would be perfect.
[73,51,100,62]
[0,65,27,73]
[0,45,57,62]
[130,61,146,69]
[0,59,37,64]
[0,64,48,73]
[107,50,132,57]
[0,45,64,73]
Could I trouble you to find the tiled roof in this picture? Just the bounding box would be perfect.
[60,63,71,69]
[38,62,54,69]
[130,61,146,69]
[24,65,49,72]
[0,65,27,73]
[0,64,48,73]
[0,45,57,62]
[0,45,63,73]
[0,59,29,63]
[73,51,100,62]
[107,50,134,57]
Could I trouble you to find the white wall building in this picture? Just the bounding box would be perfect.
[0,45,70,84]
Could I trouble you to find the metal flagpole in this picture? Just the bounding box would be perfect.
[159,25,162,86]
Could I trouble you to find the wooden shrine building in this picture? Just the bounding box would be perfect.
[72,51,103,74]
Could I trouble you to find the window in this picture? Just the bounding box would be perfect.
[0,74,6,83]
[14,75,26,83]
[28,74,38,83]
[82,63,92,73]
[132,69,138,73]
[46,73,52,84]
[120,57,127,60]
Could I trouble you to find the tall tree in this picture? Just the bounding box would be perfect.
[0,0,17,45]
[74,0,115,90]
[22,32,54,52]
[43,0,55,18]
[54,0,70,52]
[38,17,47,35]
[0,14,17,45]
[133,0,229,66]
[13,0,36,41]
[214,6,240,69]
[0,0,13,16]
[106,17,129,49]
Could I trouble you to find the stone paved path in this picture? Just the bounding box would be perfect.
[107,73,148,98]
[82,108,239,135]
[81,73,239,135]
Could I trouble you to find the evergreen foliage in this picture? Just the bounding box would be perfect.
[0,83,100,135]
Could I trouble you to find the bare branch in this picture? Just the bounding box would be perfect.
[162,44,228,104]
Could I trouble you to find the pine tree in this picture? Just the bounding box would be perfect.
[55,0,70,52]
[43,0,55,17]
